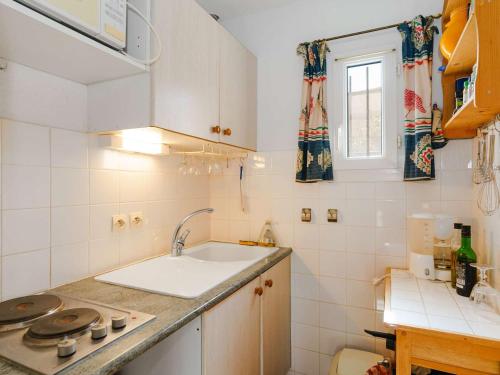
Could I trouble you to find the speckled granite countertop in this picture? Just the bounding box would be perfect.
[0,247,292,375]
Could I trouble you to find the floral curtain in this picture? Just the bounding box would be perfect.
[398,16,440,181]
[296,41,333,183]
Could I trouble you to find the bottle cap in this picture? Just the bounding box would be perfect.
[461,225,471,237]
[454,223,463,229]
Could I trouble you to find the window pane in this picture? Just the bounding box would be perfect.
[346,61,383,158]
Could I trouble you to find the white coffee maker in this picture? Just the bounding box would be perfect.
[407,213,454,281]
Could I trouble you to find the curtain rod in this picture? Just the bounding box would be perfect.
[313,13,441,43]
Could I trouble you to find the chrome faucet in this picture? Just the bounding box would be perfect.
[171,208,214,257]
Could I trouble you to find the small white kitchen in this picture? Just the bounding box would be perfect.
[0,0,499,374]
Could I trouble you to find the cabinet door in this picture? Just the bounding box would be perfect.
[119,316,201,375]
[152,0,220,142]
[219,28,257,150]
[262,256,291,375]
[202,277,261,375]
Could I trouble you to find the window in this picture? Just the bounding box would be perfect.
[346,60,383,158]
[331,39,399,170]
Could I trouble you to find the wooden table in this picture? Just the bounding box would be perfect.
[385,269,500,374]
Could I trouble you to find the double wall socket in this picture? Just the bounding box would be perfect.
[112,212,144,232]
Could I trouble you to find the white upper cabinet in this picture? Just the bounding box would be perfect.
[88,0,257,150]
[219,28,257,150]
[151,0,220,143]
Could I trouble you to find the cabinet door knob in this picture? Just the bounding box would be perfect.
[223,128,232,136]
[264,279,273,288]
[211,125,221,134]
[255,287,263,296]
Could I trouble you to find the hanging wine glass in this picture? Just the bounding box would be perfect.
[178,155,188,176]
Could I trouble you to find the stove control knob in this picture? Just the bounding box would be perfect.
[111,315,127,329]
[57,339,77,357]
[91,324,108,340]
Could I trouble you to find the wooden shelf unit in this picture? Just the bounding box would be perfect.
[441,0,500,139]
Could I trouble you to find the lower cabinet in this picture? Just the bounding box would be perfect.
[203,256,291,375]
[118,316,201,375]
[119,256,291,375]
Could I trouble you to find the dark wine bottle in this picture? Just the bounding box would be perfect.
[455,225,477,297]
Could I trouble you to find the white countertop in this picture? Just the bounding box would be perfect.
[384,269,500,341]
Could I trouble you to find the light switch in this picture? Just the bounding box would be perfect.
[301,208,312,222]
[112,214,127,231]
[327,209,338,223]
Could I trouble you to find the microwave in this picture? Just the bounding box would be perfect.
[17,0,127,49]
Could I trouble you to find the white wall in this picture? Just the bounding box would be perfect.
[472,126,500,289]
[223,0,443,151]
[0,61,211,301]
[219,1,475,374]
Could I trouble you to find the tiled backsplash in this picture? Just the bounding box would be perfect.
[0,118,210,300]
[210,141,474,374]
[0,61,211,301]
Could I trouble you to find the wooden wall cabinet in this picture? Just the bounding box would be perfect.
[202,256,291,375]
[441,0,500,138]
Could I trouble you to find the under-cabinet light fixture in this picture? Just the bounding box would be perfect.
[99,129,170,155]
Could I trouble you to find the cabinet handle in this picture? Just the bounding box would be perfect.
[211,125,221,134]
[222,128,232,136]
[254,287,263,296]
[264,279,273,288]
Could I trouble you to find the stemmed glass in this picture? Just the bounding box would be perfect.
[469,264,497,307]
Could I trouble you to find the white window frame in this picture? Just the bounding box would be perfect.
[331,36,400,170]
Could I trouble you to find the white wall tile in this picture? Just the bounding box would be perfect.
[345,200,375,226]
[294,323,319,351]
[375,228,406,257]
[294,274,319,300]
[293,348,319,375]
[90,169,119,204]
[2,208,50,255]
[346,183,375,200]
[90,204,119,240]
[293,249,319,275]
[441,170,473,201]
[319,328,346,357]
[319,277,346,304]
[346,280,375,309]
[2,249,50,299]
[2,120,50,166]
[347,253,375,281]
[376,200,405,228]
[375,182,405,200]
[89,237,120,274]
[319,251,346,278]
[51,168,89,206]
[346,226,375,254]
[51,205,89,246]
[51,242,89,287]
[119,171,148,203]
[345,307,375,335]
[319,225,346,252]
[294,224,319,249]
[2,165,50,209]
[51,129,88,168]
[293,298,320,326]
[319,303,346,331]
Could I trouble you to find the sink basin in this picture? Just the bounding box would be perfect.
[95,242,278,299]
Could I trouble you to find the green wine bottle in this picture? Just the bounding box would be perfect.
[455,225,477,297]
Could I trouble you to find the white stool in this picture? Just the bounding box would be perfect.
[329,348,384,375]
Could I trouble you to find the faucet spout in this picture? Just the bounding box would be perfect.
[171,208,214,257]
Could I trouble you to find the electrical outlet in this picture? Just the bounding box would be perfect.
[129,212,144,227]
[112,215,128,231]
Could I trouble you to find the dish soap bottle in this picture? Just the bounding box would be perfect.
[450,223,462,288]
[258,220,277,247]
[455,225,477,297]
